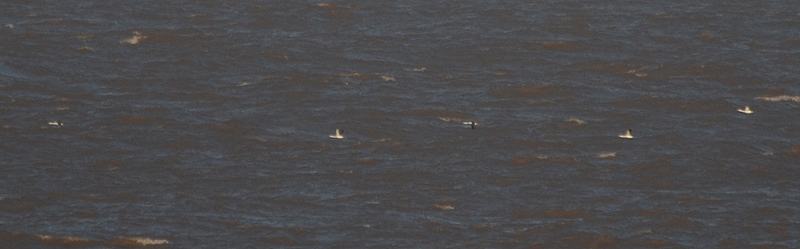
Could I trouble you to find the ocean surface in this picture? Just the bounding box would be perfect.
[2,1,800,248]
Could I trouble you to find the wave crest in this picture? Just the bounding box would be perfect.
[756,95,800,103]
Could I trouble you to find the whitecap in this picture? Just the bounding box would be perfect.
[433,203,454,210]
[404,67,427,72]
[597,152,616,158]
[756,95,800,103]
[565,118,586,125]
[120,31,146,45]
[112,237,169,246]
[437,117,463,122]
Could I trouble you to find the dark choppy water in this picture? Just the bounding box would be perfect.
[2,1,800,248]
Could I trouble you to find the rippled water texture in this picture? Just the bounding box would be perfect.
[2,1,800,248]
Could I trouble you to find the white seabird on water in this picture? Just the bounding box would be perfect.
[462,121,477,130]
[618,129,633,139]
[48,121,63,127]
[737,106,753,114]
[329,129,344,139]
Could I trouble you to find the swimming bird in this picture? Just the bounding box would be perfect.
[48,121,63,127]
[737,106,753,114]
[462,121,477,130]
[618,129,633,139]
[329,129,344,139]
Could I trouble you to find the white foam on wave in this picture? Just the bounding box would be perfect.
[565,118,586,125]
[756,95,800,103]
[597,152,616,158]
[36,234,92,245]
[120,31,147,45]
[437,117,463,122]
[432,203,454,210]
[113,236,170,246]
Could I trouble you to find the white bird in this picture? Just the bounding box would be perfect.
[462,121,477,130]
[329,129,344,139]
[48,121,63,127]
[737,106,753,114]
[618,129,633,139]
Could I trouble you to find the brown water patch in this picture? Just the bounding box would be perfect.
[87,159,124,171]
[753,165,771,176]
[492,177,520,187]
[17,33,42,40]
[44,19,92,26]
[536,41,581,51]
[424,220,451,233]
[718,76,764,86]
[590,196,615,203]
[626,157,677,181]
[638,239,672,247]
[528,243,549,249]
[506,156,547,165]
[132,30,201,44]
[627,209,667,218]
[789,145,800,157]
[359,158,379,165]
[0,231,32,244]
[71,210,99,218]
[380,170,422,182]
[748,207,787,219]
[490,84,558,98]
[655,182,676,189]
[263,51,289,61]
[262,236,298,246]
[581,63,638,77]
[659,217,698,229]
[167,140,203,150]
[764,225,791,241]
[471,225,491,232]
[538,209,593,219]
[512,210,536,219]
[678,99,730,112]
[191,92,223,103]
[562,233,618,248]
[397,109,468,119]
[205,124,237,133]
[0,196,38,212]
[657,63,735,78]
[115,115,152,125]
[648,35,683,44]
[678,196,705,204]
[313,3,352,20]
[38,235,95,247]
[85,134,108,141]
